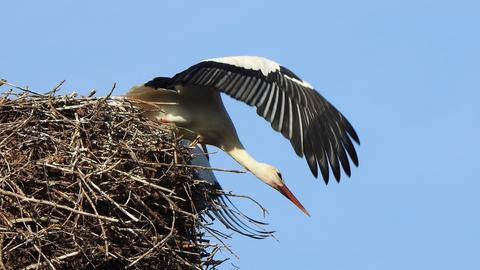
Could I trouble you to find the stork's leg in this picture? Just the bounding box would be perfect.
[201,143,210,161]
[157,113,190,125]
[159,117,170,124]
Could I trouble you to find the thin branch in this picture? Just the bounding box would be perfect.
[0,189,118,222]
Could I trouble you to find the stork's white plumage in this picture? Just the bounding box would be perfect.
[126,56,360,216]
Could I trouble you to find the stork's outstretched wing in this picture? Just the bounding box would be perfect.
[149,56,360,183]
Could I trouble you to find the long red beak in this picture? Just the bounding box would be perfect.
[277,184,310,216]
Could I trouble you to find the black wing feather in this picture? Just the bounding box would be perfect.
[289,100,304,156]
[170,59,359,183]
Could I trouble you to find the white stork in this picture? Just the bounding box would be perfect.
[126,56,360,216]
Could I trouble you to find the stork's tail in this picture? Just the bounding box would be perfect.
[125,83,174,101]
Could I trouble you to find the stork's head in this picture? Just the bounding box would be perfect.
[256,163,310,216]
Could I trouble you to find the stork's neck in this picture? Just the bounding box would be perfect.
[226,145,263,175]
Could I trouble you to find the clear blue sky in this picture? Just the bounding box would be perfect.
[2,1,479,269]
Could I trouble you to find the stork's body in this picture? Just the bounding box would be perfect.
[131,84,236,146]
[127,56,360,215]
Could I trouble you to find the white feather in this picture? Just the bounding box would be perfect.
[204,56,280,77]
[286,75,313,89]
[204,56,313,89]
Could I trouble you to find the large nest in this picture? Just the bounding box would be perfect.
[0,81,271,270]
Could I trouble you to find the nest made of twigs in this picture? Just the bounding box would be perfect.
[0,83,240,270]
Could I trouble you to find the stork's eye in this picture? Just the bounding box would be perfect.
[277,172,283,179]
